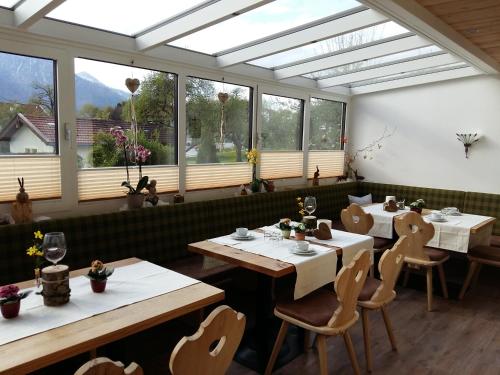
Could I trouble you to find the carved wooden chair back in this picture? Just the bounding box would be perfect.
[341,203,374,235]
[74,357,143,375]
[394,212,434,262]
[328,250,371,328]
[169,305,246,375]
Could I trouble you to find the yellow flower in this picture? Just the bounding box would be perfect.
[298,202,304,208]
[34,230,44,240]
[246,148,259,165]
[296,197,301,202]
[299,209,305,216]
[26,245,38,256]
[36,251,44,257]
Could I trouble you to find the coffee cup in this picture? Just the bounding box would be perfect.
[295,241,309,252]
[431,212,444,220]
[236,227,248,237]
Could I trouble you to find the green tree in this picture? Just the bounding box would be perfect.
[309,99,343,150]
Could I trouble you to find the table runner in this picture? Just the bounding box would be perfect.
[0,261,199,346]
[209,230,337,300]
[363,203,408,239]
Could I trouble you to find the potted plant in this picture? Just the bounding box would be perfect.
[0,285,30,319]
[410,199,426,214]
[122,176,149,209]
[262,179,275,193]
[294,222,306,240]
[86,260,114,293]
[279,218,292,239]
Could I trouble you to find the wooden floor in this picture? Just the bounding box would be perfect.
[229,269,500,375]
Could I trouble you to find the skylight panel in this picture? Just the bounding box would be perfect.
[0,0,20,9]
[250,21,408,69]
[47,0,208,36]
[169,0,361,55]
[304,45,442,80]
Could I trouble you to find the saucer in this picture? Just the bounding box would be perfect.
[230,233,255,240]
[429,217,447,222]
[292,249,317,256]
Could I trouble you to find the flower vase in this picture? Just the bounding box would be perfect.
[251,179,260,193]
[127,194,144,209]
[1,300,20,319]
[410,207,422,214]
[281,230,291,239]
[295,232,305,241]
[90,279,107,293]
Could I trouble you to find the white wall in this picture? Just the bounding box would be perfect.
[10,126,54,153]
[349,75,500,195]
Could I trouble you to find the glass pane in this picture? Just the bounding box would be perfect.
[74,58,177,168]
[0,51,57,155]
[48,0,208,36]
[348,62,469,88]
[305,46,442,80]
[170,0,361,54]
[186,77,251,164]
[0,0,20,9]
[309,98,344,150]
[261,94,303,151]
[251,22,408,69]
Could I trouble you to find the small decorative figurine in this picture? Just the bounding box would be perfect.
[383,200,398,212]
[173,194,184,204]
[145,179,159,206]
[11,177,32,224]
[313,166,320,186]
[314,222,332,240]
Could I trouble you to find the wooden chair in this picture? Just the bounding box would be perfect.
[357,235,408,372]
[169,305,246,375]
[459,245,500,299]
[394,212,449,312]
[341,203,394,275]
[74,357,143,375]
[265,250,371,375]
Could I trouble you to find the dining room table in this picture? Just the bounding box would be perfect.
[0,257,224,375]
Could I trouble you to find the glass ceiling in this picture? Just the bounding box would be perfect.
[304,45,442,80]
[169,0,362,55]
[47,0,209,36]
[0,0,19,9]
[250,21,408,69]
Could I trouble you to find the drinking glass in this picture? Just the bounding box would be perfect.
[304,196,317,216]
[42,232,67,266]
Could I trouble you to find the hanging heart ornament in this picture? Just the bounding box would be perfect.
[218,92,229,104]
[125,78,140,94]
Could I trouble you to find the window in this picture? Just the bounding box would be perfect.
[74,58,178,200]
[0,51,60,201]
[185,77,252,190]
[260,93,304,179]
[308,97,346,178]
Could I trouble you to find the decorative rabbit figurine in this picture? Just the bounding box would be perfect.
[11,177,32,223]
[312,166,320,186]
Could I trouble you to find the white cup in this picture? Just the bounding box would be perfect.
[385,195,396,203]
[236,227,248,237]
[295,241,309,252]
[317,219,332,229]
[431,212,444,220]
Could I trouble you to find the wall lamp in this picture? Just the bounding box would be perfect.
[456,133,480,159]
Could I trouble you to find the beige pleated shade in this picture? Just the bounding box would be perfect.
[0,156,61,202]
[78,165,179,201]
[260,151,303,180]
[186,163,251,191]
[307,150,345,178]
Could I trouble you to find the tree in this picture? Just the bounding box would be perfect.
[309,99,343,150]
[29,83,55,115]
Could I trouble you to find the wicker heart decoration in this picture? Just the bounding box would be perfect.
[383,200,398,212]
[125,78,140,94]
[314,222,332,240]
[218,92,229,104]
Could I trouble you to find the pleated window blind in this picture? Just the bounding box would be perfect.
[78,165,178,201]
[186,163,251,191]
[0,157,61,202]
[307,150,345,178]
[260,152,303,180]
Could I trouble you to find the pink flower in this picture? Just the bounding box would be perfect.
[0,285,19,299]
[110,127,128,147]
[134,145,151,164]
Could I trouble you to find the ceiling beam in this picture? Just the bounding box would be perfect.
[14,0,65,29]
[319,53,461,88]
[275,34,431,80]
[359,0,500,74]
[350,66,481,95]
[136,0,272,52]
[217,8,387,68]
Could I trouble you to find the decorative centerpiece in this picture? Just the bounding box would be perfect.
[11,177,32,224]
[279,218,292,239]
[0,285,30,319]
[410,199,426,214]
[293,222,306,241]
[41,232,70,306]
[299,196,317,235]
[26,230,47,288]
[383,200,398,212]
[246,148,260,193]
[86,260,114,293]
[121,175,149,209]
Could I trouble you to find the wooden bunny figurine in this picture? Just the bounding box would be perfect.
[312,166,320,186]
[11,177,33,223]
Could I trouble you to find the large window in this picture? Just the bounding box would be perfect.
[185,77,252,190]
[74,58,178,200]
[0,50,61,201]
[308,97,346,178]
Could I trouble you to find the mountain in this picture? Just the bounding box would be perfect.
[0,52,128,110]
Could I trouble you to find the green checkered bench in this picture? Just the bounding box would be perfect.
[464,191,500,236]
[0,182,358,285]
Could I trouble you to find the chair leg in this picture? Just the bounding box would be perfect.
[437,264,449,299]
[264,320,289,375]
[458,261,479,300]
[380,305,397,351]
[304,330,311,352]
[426,267,433,312]
[471,263,483,290]
[403,267,411,287]
[316,334,328,375]
[343,331,361,375]
[361,308,373,372]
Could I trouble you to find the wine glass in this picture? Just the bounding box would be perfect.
[304,196,317,216]
[42,232,67,267]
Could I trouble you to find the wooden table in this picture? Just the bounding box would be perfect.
[1,258,224,375]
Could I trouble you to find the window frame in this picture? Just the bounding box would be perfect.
[309,96,347,152]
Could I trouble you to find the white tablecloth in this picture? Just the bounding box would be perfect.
[363,203,408,239]
[0,261,199,346]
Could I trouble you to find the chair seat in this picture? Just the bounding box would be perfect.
[424,247,449,262]
[469,246,500,263]
[275,288,339,327]
[373,237,394,250]
[490,235,500,248]
[358,277,381,301]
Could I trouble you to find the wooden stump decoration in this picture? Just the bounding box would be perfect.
[383,200,398,212]
[11,177,32,224]
[314,222,332,240]
[302,215,317,235]
[41,265,71,306]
